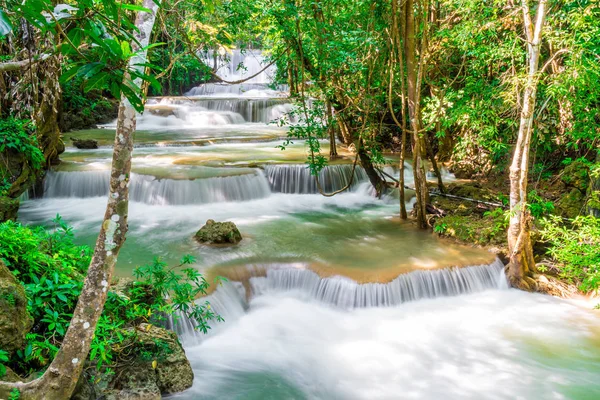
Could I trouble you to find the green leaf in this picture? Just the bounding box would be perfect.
[0,9,12,36]
[120,4,151,13]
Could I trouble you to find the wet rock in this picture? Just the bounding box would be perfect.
[147,106,175,117]
[71,137,99,149]
[0,260,33,355]
[0,196,19,222]
[195,219,242,244]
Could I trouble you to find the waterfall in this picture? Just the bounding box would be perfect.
[186,83,288,97]
[264,164,369,194]
[43,170,272,205]
[173,260,507,343]
[170,280,249,345]
[144,97,295,125]
[250,259,507,308]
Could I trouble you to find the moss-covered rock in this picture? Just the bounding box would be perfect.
[0,260,33,355]
[71,138,99,149]
[195,219,242,244]
[102,324,194,399]
[0,196,19,222]
[560,160,590,192]
[556,188,585,219]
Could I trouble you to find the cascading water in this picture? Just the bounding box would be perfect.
[264,164,369,194]
[43,170,272,205]
[173,259,507,343]
[250,259,507,308]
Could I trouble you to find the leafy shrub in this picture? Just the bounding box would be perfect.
[540,215,600,292]
[528,190,555,219]
[0,218,221,376]
[0,118,44,170]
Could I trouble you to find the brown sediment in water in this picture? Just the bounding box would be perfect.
[202,246,498,296]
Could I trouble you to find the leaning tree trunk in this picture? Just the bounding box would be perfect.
[0,1,160,399]
[506,0,547,290]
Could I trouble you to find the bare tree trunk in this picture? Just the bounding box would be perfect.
[404,0,429,229]
[0,2,160,398]
[35,54,64,166]
[327,100,338,159]
[588,151,600,217]
[390,0,408,219]
[507,0,547,290]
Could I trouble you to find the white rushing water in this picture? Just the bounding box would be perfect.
[173,286,600,400]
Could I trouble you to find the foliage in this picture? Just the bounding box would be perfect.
[540,215,600,292]
[0,118,44,171]
[0,349,8,378]
[434,207,509,246]
[0,218,221,376]
[527,190,555,219]
[277,99,328,175]
[0,0,165,112]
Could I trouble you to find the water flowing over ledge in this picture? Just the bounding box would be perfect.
[264,164,368,194]
[42,164,386,204]
[175,259,507,343]
[43,170,271,205]
[249,258,508,308]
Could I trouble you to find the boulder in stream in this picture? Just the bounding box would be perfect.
[195,219,242,244]
[71,137,99,149]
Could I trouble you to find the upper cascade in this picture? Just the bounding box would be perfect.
[186,49,288,98]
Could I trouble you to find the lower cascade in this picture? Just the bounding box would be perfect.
[250,258,507,308]
[174,259,507,343]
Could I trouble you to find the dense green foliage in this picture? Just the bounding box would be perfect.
[540,215,600,293]
[0,218,220,377]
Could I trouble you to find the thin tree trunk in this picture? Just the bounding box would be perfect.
[404,0,429,228]
[507,0,547,290]
[0,2,160,398]
[391,0,408,219]
[587,151,600,217]
[327,99,338,159]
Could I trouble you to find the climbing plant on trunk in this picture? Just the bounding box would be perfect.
[506,0,548,290]
[0,1,160,398]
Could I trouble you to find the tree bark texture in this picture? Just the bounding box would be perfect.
[506,0,547,290]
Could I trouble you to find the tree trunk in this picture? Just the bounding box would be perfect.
[404,0,429,229]
[35,54,64,167]
[588,151,600,217]
[0,1,160,398]
[390,0,408,219]
[506,0,547,290]
[327,100,338,159]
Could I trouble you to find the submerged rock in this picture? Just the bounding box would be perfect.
[71,137,99,149]
[0,260,33,355]
[195,219,242,244]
